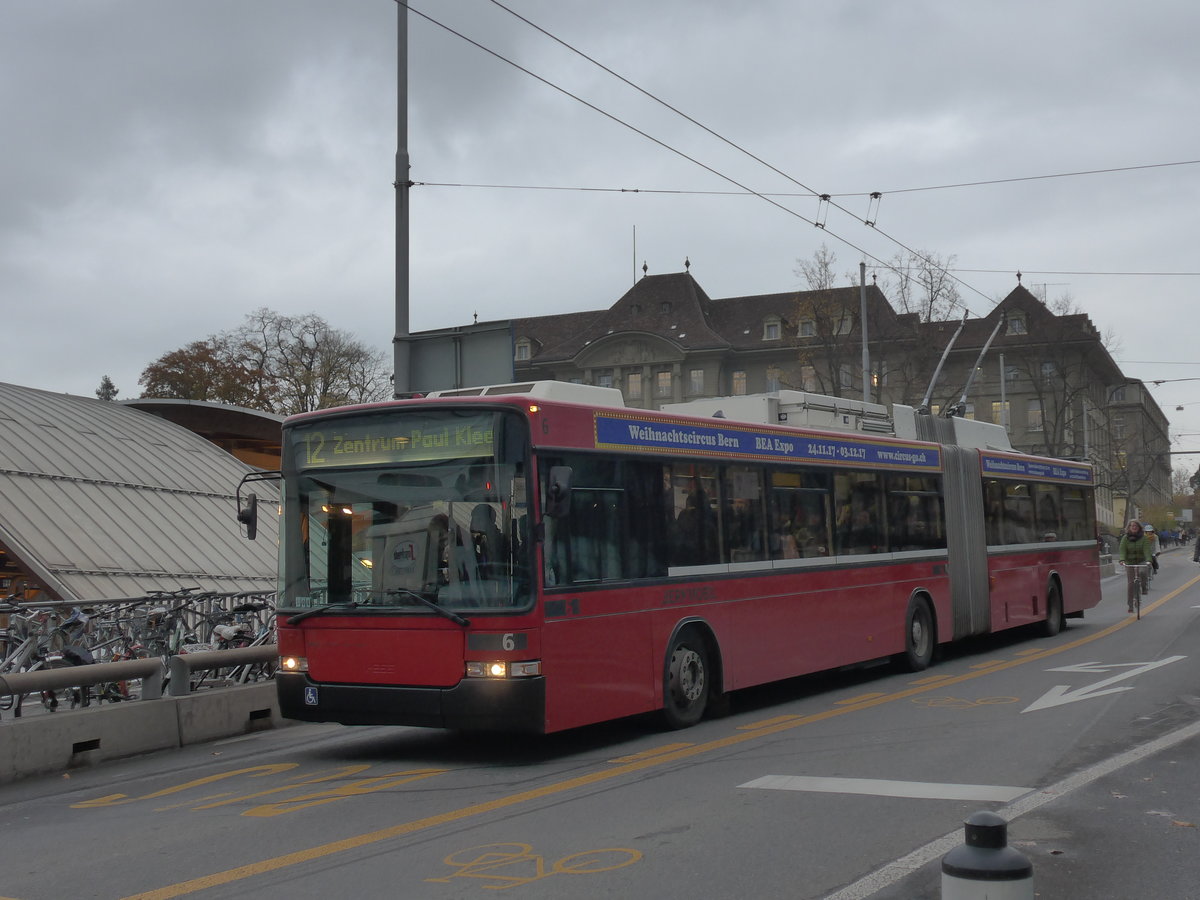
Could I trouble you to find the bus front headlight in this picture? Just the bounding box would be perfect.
[465,660,542,679]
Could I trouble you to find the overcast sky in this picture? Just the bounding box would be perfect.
[4,1,1199,459]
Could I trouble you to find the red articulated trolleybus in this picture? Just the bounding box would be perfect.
[236,381,1101,734]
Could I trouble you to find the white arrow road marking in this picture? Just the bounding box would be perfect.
[1023,656,1187,712]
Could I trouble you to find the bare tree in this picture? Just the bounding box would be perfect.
[878,249,963,323]
[794,244,842,290]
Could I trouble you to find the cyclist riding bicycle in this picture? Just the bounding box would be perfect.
[1119,520,1152,613]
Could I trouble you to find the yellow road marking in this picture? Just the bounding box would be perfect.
[836,692,888,705]
[910,674,955,685]
[123,574,1200,900]
[737,714,803,730]
[608,743,693,763]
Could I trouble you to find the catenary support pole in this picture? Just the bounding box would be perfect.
[393,3,411,396]
[860,261,870,402]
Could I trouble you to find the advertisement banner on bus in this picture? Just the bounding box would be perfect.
[980,451,1093,485]
[593,413,941,471]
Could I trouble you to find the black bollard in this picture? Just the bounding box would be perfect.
[941,811,1032,899]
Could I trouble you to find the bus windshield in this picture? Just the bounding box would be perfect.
[280,409,532,613]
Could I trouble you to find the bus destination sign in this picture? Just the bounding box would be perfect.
[594,413,941,471]
[980,452,1093,485]
[290,413,495,469]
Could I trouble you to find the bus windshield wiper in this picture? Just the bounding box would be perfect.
[286,600,362,625]
[386,590,470,627]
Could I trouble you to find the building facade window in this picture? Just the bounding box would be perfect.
[798,318,816,337]
[766,367,781,392]
[596,370,613,389]
[1113,414,1126,441]
[626,371,643,399]
[1040,361,1056,380]
[655,371,672,397]
[1005,365,1020,383]
[834,314,853,335]
[763,317,781,341]
[871,361,888,388]
[839,363,853,390]
[688,368,704,395]
[1007,312,1027,334]
[731,370,747,395]
[992,401,1011,429]
[514,338,531,361]
[800,365,817,392]
[1027,399,1043,432]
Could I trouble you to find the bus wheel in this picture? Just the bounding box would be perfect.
[1040,583,1064,637]
[900,598,935,672]
[663,632,709,729]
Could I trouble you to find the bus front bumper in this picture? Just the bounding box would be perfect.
[275,672,546,733]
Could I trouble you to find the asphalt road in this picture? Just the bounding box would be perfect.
[2,552,1198,900]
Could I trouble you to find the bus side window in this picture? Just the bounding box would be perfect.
[885,475,944,552]
[568,489,623,583]
[721,466,767,563]
[667,463,719,567]
[835,472,883,555]
[624,461,668,578]
[1035,484,1061,540]
[983,480,1005,545]
[1061,487,1091,541]
[1004,484,1033,544]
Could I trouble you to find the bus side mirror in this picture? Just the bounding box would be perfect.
[237,492,259,541]
[545,466,573,518]
[235,469,281,541]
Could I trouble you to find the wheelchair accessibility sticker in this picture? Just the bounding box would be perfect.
[304,686,319,705]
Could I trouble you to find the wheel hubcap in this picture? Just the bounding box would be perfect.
[671,647,704,703]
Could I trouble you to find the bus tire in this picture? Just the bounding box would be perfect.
[1040,583,1064,637]
[900,597,935,672]
[662,630,710,729]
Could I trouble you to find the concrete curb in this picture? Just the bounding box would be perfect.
[0,682,282,784]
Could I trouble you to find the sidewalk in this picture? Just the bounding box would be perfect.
[851,551,1200,899]
[852,718,1200,899]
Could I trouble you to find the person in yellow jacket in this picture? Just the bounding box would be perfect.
[1119,520,1153,612]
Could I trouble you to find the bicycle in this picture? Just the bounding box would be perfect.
[1121,562,1149,619]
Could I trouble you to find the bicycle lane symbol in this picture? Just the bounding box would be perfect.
[426,842,642,890]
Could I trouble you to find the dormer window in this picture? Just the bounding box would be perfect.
[798,318,816,338]
[763,316,781,341]
[1007,312,1027,334]
[514,338,532,361]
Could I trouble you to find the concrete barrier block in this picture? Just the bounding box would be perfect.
[0,701,180,784]
[173,682,281,746]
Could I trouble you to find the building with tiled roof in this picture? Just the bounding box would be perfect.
[508,269,1169,532]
